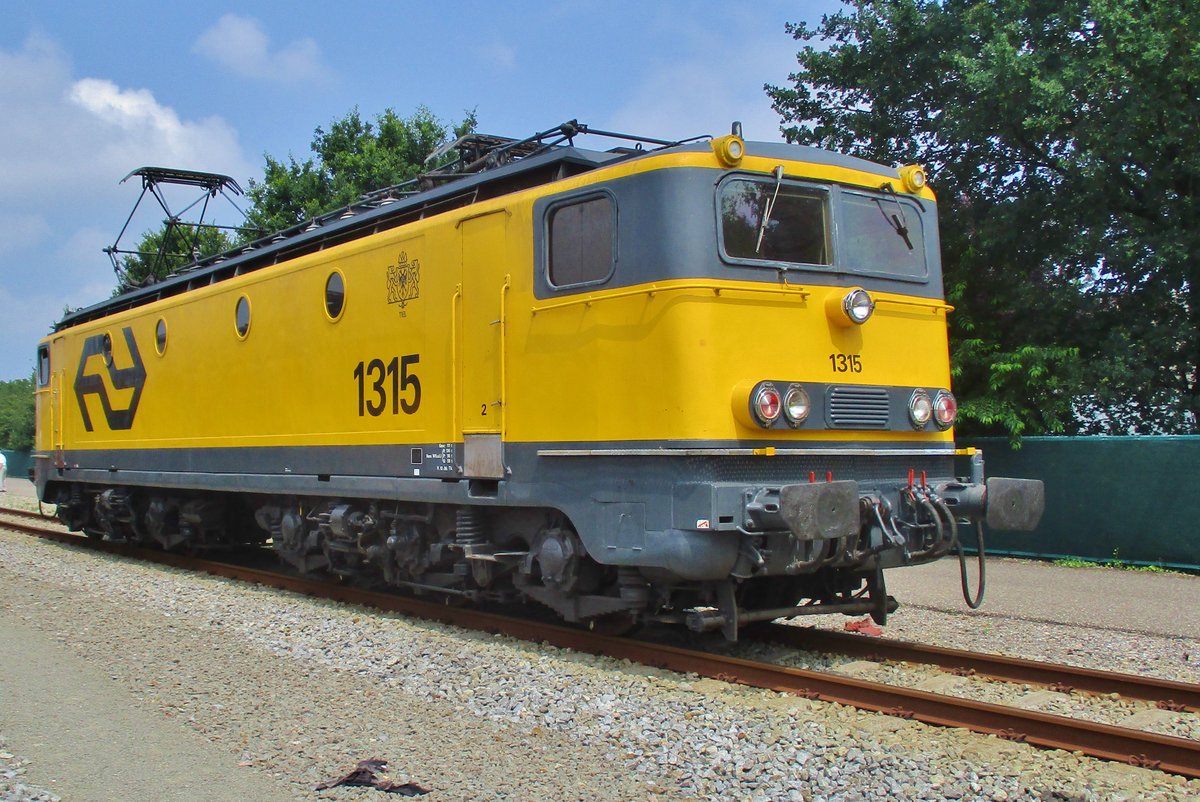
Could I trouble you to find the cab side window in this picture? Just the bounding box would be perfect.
[548,194,614,287]
[37,346,50,386]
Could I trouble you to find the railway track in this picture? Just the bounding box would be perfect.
[750,622,1200,712]
[3,506,1198,779]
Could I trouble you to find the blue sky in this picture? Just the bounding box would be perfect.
[0,0,841,380]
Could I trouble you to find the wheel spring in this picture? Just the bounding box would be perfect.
[455,507,485,548]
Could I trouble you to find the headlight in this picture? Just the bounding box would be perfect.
[899,164,927,193]
[842,288,875,325]
[934,390,957,429]
[711,134,746,167]
[752,383,782,427]
[783,384,810,427]
[908,389,933,429]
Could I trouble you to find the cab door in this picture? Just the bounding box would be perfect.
[39,338,65,467]
[459,211,508,479]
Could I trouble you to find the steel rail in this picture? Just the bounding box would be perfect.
[0,509,66,533]
[2,507,59,520]
[749,623,1200,712]
[4,515,1199,779]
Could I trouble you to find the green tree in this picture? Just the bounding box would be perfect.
[0,376,35,452]
[243,105,476,235]
[768,0,1200,437]
[118,223,233,290]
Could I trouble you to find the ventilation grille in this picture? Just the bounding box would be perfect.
[828,386,890,429]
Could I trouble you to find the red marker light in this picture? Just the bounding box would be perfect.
[752,384,782,426]
[934,391,958,429]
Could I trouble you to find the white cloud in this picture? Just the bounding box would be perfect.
[477,39,516,70]
[66,78,248,177]
[0,35,255,379]
[193,14,330,84]
[0,36,252,203]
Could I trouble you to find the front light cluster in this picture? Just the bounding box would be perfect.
[909,389,957,430]
[743,383,955,431]
[752,382,811,428]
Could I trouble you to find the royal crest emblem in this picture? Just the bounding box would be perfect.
[386,251,420,315]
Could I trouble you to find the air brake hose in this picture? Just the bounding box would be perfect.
[917,497,943,557]
[955,518,986,609]
[933,496,985,609]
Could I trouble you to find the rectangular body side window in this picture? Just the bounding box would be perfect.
[548,194,614,287]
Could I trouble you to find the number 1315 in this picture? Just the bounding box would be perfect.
[829,353,863,373]
[353,354,421,416]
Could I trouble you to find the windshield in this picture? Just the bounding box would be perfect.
[839,191,928,279]
[720,178,830,265]
[719,177,928,280]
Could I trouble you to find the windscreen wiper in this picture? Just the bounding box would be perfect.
[755,165,785,254]
[879,184,914,250]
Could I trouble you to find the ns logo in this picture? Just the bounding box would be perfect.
[73,327,147,432]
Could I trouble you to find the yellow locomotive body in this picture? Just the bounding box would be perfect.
[34,126,1042,636]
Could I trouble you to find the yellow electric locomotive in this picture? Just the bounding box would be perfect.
[33,121,1043,638]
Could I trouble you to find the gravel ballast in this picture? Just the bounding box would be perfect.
[1,523,1198,801]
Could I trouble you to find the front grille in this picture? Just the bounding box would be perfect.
[827,385,890,429]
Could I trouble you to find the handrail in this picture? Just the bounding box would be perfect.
[530,281,952,315]
[530,281,811,314]
[874,296,954,313]
[499,275,511,437]
[450,284,462,438]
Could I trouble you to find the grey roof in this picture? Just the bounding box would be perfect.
[59,138,900,329]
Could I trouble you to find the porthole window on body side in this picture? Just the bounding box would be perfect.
[102,332,113,366]
[325,270,345,321]
[235,295,251,339]
[155,319,168,355]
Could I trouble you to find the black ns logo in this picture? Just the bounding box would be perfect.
[74,327,146,432]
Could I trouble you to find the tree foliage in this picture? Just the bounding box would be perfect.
[111,105,473,292]
[0,376,34,452]
[118,224,233,290]
[243,105,476,236]
[768,0,1200,437]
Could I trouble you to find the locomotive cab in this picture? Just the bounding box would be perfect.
[512,132,1044,635]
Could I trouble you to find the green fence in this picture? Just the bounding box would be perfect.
[1,450,31,483]
[961,436,1200,571]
